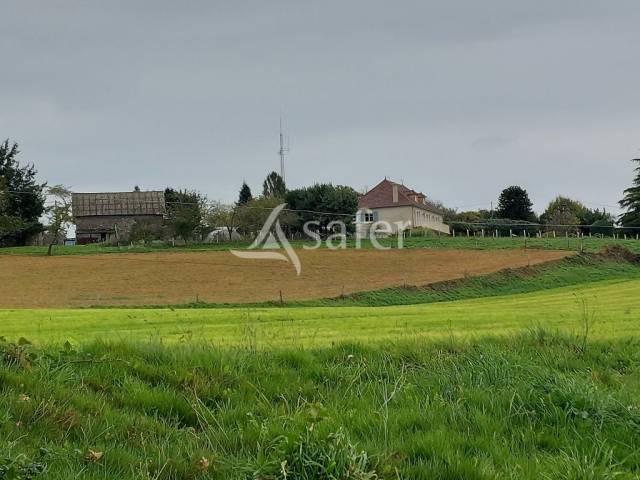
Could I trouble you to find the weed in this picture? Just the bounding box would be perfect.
[575,294,597,354]
[0,449,49,479]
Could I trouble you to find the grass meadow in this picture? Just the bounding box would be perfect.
[3,234,640,256]
[0,277,638,347]
[1,247,639,478]
[1,334,639,479]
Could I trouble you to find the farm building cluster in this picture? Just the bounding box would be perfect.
[63,178,450,245]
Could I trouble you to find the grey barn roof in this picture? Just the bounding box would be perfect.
[72,191,166,217]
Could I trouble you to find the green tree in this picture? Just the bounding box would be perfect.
[237,182,253,206]
[0,140,46,246]
[540,196,585,234]
[285,184,359,234]
[541,197,586,223]
[619,158,640,226]
[541,196,615,235]
[164,188,206,241]
[262,171,286,198]
[45,185,72,256]
[581,207,614,226]
[496,186,536,222]
[205,201,237,241]
[235,196,296,236]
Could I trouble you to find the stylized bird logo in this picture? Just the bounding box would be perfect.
[230,204,301,276]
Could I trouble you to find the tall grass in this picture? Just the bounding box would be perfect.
[1,333,639,478]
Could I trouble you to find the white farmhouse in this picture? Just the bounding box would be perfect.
[356,179,450,236]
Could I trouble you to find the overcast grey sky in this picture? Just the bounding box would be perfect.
[2,1,639,214]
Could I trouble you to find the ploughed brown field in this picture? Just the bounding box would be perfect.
[0,248,570,308]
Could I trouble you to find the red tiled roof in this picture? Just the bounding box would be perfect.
[358,179,443,214]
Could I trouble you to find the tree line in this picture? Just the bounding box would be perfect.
[443,184,623,236]
[2,136,640,246]
[165,172,360,242]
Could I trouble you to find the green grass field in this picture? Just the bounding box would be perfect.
[1,275,638,347]
[1,334,639,479]
[1,248,639,478]
[3,235,640,256]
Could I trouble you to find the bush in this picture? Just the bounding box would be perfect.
[129,220,164,244]
[600,245,639,263]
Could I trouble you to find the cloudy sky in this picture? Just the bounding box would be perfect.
[2,1,639,214]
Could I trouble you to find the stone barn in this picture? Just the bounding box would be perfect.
[72,191,166,244]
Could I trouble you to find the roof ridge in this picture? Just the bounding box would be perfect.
[359,178,444,215]
[73,191,164,195]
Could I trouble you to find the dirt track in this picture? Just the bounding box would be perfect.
[0,248,570,307]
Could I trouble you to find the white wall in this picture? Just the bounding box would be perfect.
[356,206,450,235]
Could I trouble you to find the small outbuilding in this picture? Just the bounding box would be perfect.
[72,191,166,244]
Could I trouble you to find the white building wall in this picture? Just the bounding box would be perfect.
[356,206,450,236]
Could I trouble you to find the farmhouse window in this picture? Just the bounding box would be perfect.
[364,212,374,222]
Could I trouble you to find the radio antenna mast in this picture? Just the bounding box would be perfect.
[279,117,289,182]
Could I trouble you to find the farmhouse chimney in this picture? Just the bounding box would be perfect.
[392,184,399,203]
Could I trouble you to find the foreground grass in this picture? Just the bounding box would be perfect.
[1,333,639,479]
[1,278,639,347]
[3,235,640,256]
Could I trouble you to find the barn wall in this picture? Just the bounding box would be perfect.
[75,215,164,244]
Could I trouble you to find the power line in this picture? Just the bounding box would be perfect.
[0,188,631,221]
[453,202,492,210]
[578,200,621,210]
[1,189,47,195]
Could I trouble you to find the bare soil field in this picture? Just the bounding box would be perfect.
[0,248,570,307]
